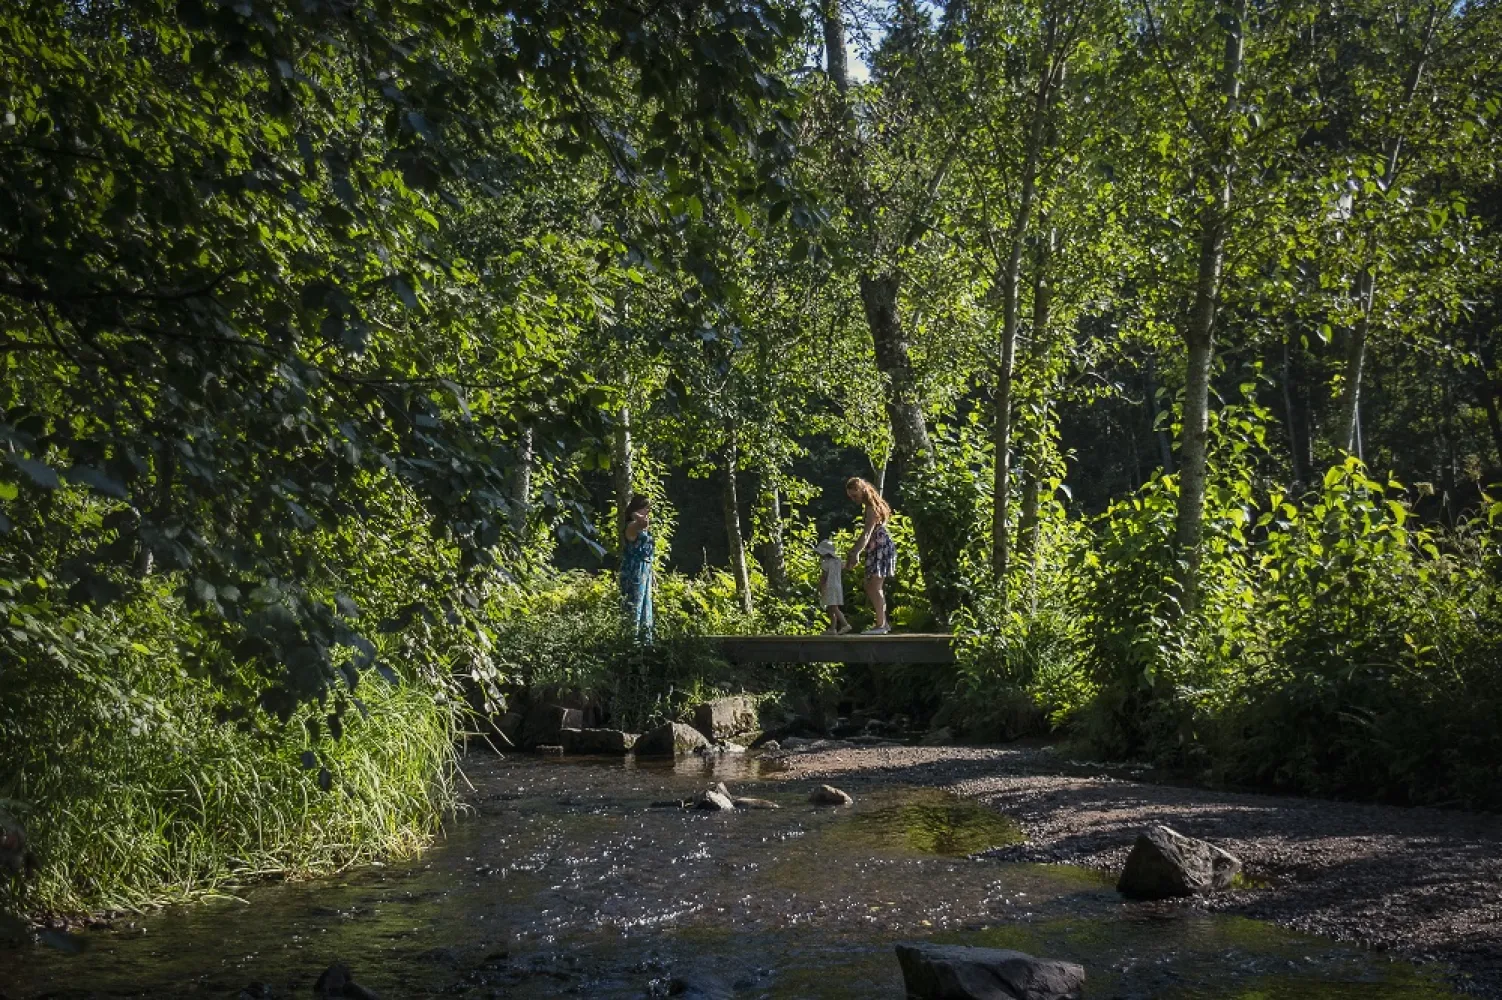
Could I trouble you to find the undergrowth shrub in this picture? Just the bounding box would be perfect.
[948,395,1502,810]
[1210,463,1502,808]
[1074,449,1502,809]
[952,477,1092,741]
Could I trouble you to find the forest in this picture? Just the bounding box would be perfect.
[3,0,1502,925]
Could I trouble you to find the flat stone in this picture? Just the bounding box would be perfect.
[561,728,638,754]
[692,696,758,739]
[1117,825,1241,899]
[732,797,780,810]
[635,722,710,756]
[809,784,853,806]
[895,942,1085,1000]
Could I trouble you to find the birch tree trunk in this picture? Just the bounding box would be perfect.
[509,425,534,537]
[723,434,754,616]
[613,405,633,548]
[991,50,1057,581]
[1173,0,1246,613]
[1336,8,1437,460]
[1337,269,1375,457]
[1017,228,1056,600]
[755,483,790,597]
[1280,331,1308,489]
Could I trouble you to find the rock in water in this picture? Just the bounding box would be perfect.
[665,971,733,999]
[520,703,584,749]
[1116,825,1241,899]
[808,784,854,806]
[693,789,736,811]
[635,722,710,756]
[314,963,380,999]
[692,696,758,740]
[492,710,523,748]
[731,797,780,810]
[561,728,638,754]
[895,943,1085,1000]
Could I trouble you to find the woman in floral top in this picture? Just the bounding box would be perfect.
[844,477,896,634]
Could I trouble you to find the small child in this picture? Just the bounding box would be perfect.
[815,539,852,635]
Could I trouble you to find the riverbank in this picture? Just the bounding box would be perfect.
[766,742,1502,997]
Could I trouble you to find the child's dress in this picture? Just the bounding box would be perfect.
[819,553,844,608]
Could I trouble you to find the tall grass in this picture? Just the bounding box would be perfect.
[1,590,460,917]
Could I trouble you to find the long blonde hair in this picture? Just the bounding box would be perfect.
[845,477,892,524]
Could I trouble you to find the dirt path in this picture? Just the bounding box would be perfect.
[765,742,1502,997]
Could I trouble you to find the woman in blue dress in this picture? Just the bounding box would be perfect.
[619,494,654,639]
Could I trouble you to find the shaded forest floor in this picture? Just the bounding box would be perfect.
[765,742,1502,997]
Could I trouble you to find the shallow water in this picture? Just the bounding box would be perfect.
[0,753,1460,998]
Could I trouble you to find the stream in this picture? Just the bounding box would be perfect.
[0,753,1462,998]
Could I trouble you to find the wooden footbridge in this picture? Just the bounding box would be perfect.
[711,633,956,665]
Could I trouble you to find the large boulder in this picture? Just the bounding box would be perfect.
[634,722,710,756]
[895,943,1085,1000]
[561,728,638,754]
[521,703,583,749]
[1116,825,1241,899]
[493,711,524,748]
[692,696,758,740]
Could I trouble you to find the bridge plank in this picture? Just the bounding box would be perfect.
[710,634,956,665]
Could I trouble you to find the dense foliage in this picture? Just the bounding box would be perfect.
[5,0,1502,916]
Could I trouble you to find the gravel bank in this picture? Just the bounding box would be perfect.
[766,742,1502,996]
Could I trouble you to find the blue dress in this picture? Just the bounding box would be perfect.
[619,529,655,639]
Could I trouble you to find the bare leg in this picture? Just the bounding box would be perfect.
[865,575,887,629]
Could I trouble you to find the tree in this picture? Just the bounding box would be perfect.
[1,0,807,715]
[815,0,970,621]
